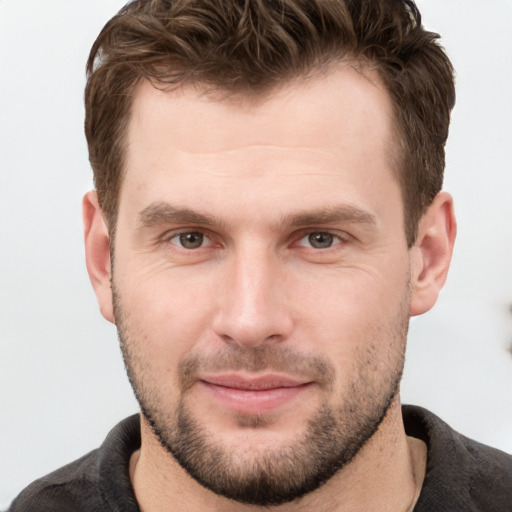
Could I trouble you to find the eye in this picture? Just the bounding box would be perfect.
[169,231,208,250]
[298,232,343,249]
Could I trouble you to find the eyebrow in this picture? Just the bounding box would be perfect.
[137,202,377,230]
[281,205,377,229]
[138,203,218,228]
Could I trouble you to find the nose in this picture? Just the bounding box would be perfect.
[212,245,294,348]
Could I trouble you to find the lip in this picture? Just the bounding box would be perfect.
[199,373,312,415]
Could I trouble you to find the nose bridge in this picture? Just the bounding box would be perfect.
[213,239,292,347]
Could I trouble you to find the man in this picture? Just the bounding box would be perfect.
[9,0,512,510]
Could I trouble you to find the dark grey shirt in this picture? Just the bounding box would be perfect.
[8,405,512,511]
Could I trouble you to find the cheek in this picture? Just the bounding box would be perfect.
[294,263,407,322]
[114,261,221,359]
[291,264,410,360]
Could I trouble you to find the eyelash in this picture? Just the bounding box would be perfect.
[295,231,348,250]
[162,229,349,252]
[167,231,213,250]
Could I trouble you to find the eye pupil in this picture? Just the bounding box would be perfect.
[308,232,334,249]
[179,232,204,249]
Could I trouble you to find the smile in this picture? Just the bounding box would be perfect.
[199,374,313,415]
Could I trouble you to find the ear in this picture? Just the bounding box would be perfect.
[83,191,114,323]
[409,191,457,317]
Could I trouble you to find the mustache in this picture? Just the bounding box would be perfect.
[179,345,335,391]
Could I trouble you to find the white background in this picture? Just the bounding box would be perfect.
[1,0,511,507]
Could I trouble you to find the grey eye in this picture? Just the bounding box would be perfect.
[178,232,204,249]
[308,232,335,249]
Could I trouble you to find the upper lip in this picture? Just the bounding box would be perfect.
[200,373,311,391]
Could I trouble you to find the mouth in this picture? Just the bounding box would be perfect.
[198,373,313,415]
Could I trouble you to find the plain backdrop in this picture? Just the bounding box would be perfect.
[1,0,511,507]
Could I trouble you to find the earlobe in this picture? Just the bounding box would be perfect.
[83,191,115,323]
[409,191,457,317]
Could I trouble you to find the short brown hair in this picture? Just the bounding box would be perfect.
[85,0,455,245]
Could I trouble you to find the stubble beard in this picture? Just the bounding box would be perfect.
[113,283,409,507]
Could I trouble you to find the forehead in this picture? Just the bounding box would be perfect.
[120,64,400,226]
[127,64,394,156]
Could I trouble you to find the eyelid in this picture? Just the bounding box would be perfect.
[294,229,350,248]
[161,228,215,248]
[157,227,350,250]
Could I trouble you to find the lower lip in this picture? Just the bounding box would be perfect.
[200,381,311,415]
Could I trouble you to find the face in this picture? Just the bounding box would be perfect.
[112,66,413,505]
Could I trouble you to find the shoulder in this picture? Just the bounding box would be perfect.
[453,429,512,509]
[403,405,512,511]
[8,414,141,512]
[8,450,104,512]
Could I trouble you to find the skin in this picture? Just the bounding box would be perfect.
[84,63,456,511]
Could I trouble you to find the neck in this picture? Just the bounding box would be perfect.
[130,397,426,512]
